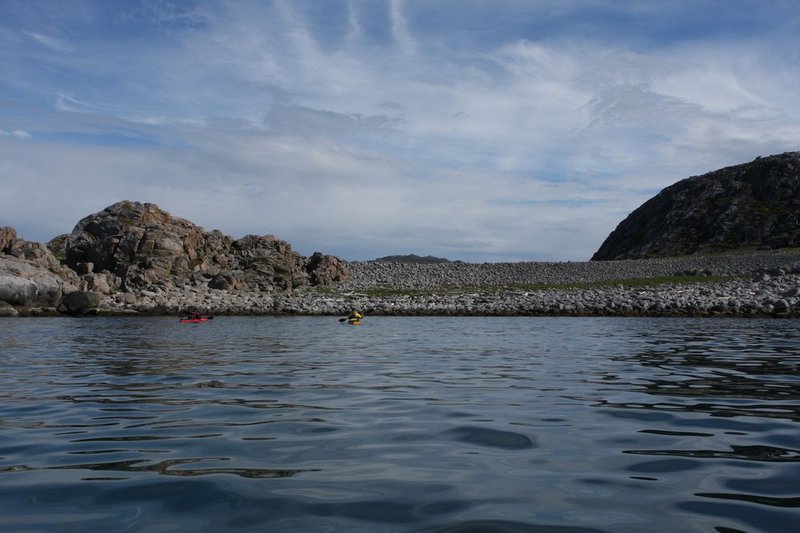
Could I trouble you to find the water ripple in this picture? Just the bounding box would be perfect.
[2,316,800,532]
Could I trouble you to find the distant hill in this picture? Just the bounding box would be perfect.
[592,151,800,260]
[372,254,451,263]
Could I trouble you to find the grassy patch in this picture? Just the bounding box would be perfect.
[533,274,733,290]
[681,246,800,257]
[472,275,734,293]
[323,274,737,298]
[360,287,442,297]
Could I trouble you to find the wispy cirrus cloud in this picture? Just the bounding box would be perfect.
[23,30,72,53]
[1,0,798,261]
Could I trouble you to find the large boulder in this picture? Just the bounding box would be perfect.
[306,252,351,286]
[60,290,102,315]
[593,152,800,260]
[0,227,80,312]
[0,255,64,308]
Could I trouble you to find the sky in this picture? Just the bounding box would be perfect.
[1,0,799,262]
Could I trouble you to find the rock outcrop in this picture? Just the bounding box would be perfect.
[0,226,17,251]
[0,255,64,311]
[306,252,350,286]
[593,151,800,260]
[66,201,229,290]
[0,226,79,313]
[1,201,349,316]
[65,201,348,293]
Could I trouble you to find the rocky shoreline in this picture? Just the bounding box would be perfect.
[4,200,800,318]
[74,251,800,318]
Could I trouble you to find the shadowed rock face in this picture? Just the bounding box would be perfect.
[592,152,800,260]
[65,201,348,291]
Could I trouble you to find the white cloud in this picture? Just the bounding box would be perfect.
[2,1,799,261]
[0,129,32,138]
[389,0,417,56]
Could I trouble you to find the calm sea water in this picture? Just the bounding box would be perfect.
[1,316,799,532]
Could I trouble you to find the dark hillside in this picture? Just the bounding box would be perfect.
[592,152,800,260]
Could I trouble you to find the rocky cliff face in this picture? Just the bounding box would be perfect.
[1,201,349,315]
[592,151,800,260]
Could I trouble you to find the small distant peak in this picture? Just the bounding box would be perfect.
[371,254,451,263]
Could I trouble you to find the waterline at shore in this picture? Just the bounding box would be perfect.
[70,251,800,317]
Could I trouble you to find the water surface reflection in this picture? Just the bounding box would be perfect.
[1,317,798,532]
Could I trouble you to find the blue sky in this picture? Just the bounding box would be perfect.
[1,0,799,261]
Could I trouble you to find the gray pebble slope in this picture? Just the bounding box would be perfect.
[102,251,800,317]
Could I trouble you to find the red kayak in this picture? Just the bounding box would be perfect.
[180,317,212,323]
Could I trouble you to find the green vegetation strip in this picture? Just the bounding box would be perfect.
[320,274,736,298]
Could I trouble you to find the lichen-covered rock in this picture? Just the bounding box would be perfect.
[306,252,350,287]
[593,152,800,260]
[61,290,102,315]
[59,200,358,295]
[64,201,313,292]
[46,234,69,262]
[1,227,18,252]
[66,201,212,290]
[12,241,77,281]
[80,272,119,294]
[231,234,308,291]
